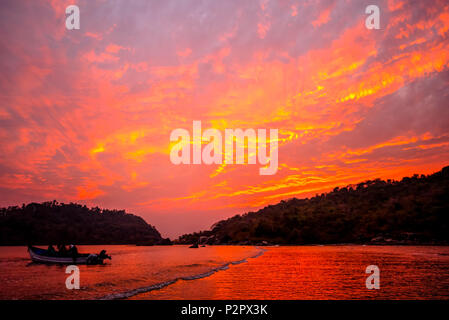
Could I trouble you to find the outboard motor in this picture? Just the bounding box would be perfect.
[99,250,111,260]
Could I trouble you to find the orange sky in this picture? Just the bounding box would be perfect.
[1,0,449,237]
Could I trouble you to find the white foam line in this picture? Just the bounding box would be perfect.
[97,247,266,300]
[230,258,247,265]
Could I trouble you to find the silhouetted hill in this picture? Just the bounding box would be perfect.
[0,201,170,245]
[177,166,449,245]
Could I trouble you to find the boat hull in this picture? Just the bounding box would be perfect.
[28,246,106,265]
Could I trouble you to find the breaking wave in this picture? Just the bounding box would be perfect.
[98,247,265,300]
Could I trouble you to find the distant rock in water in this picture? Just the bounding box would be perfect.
[176,165,449,245]
[0,201,168,245]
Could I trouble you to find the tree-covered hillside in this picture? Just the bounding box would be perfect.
[177,166,449,245]
[0,201,169,245]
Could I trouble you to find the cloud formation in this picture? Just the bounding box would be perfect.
[0,0,448,237]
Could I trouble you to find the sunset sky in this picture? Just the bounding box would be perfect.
[1,0,448,238]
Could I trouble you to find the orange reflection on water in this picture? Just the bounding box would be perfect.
[134,246,449,300]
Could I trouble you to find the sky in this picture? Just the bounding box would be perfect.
[0,0,448,238]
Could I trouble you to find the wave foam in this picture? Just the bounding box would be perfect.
[98,247,265,300]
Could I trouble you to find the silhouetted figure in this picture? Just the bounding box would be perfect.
[47,245,56,256]
[57,244,67,256]
[68,244,78,263]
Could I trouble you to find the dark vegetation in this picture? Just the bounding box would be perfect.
[0,201,171,245]
[177,166,449,245]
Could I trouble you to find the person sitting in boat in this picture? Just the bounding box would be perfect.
[57,244,68,256]
[68,244,79,262]
[47,244,56,256]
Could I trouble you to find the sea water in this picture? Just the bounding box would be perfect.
[1,245,449,300]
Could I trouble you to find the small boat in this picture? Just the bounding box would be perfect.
[189,243,199,248]
[28,246,111,265]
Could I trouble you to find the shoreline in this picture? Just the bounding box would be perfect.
[99,247,266,300]
[0,240,449,249]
